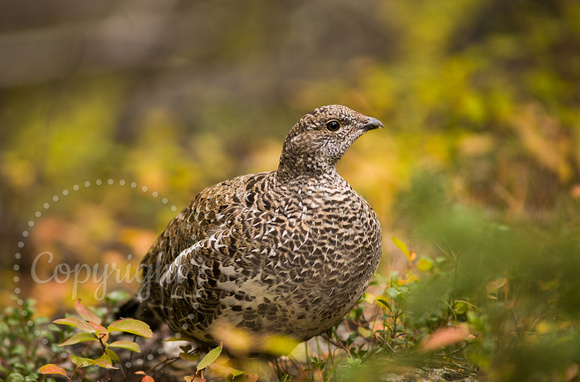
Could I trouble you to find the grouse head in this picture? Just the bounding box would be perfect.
[277,105,383,181]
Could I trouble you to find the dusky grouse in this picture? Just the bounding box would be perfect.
[136,105,383,353]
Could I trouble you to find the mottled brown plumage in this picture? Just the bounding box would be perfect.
[137,105,383,352]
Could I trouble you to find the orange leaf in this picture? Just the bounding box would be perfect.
[420,325,470,352]
[39,364,67,376]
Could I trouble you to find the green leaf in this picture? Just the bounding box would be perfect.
[24,375,41,382]
[93,357,118,369]
[196,344,223,372]
[105,348,121,363]
[74,299,102,325]
[9,344,26,356]
[357,326,372,338]
[108,340,141,353]
[180,344,193,353]
[105,290,130,306]
[6,373,25,382]
[53,317,95,333]
[108,319,152,338]
[101,353,112,364]
[60,332,98,346]
[39,364,67,377]
[377,298,391,310]
[467,311,485,331]
[387,287,401,299]
[164,334,195,342]
[226,368,252,382]
[347,357,362,368]
[71,355,95,368]
[179,352,200,362]
[228,368,245,377]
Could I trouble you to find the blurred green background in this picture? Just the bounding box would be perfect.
[1,0,580,377]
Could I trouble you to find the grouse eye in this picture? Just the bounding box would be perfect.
[326,120,341,131]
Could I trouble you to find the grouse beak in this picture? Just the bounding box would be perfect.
[363,117,384,131]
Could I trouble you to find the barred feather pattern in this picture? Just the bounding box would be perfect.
[138,105,383,348]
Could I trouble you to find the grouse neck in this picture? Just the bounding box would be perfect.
[275,153,340,184]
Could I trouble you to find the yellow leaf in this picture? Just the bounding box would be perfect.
[392,236,415,262]
[417,257,433,271]
[262,334,299,356]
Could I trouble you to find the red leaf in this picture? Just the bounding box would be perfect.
[74,299,102,324]
[53,317,95,333]
[90,321,107,332]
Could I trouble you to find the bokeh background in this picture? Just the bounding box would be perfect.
[1,0,579,334]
